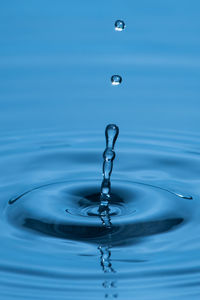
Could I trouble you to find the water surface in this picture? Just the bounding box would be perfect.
[0,1,200,299]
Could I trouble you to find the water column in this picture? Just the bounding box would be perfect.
[99,124,119,227]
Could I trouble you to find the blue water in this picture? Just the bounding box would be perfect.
[1,1,200,299]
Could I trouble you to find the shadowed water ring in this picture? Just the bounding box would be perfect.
[6,179,187,246]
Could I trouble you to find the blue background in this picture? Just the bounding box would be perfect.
[0,0,200,134]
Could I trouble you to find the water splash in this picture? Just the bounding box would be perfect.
[99,125,119,296]
[99,124,119,227]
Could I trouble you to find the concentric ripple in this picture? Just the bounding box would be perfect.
[6,180,188,246]
[0,130,200,300]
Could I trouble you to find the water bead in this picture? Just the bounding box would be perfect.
[115,20,125,32]
[105,124,119,148]
[111,75,122,86]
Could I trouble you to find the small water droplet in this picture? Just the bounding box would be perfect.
[111,75,122,86]
[115,20,125,31]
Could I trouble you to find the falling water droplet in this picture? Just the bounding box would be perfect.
[115,20,125,31]
[111,75,122,86]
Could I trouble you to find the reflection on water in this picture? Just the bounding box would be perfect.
[99,245,118,299]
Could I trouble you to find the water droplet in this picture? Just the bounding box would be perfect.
[115,20,125,31]
[111,75,122,86]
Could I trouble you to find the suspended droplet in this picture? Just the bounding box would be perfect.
[111,75,122,86]
[115,20,125,32]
